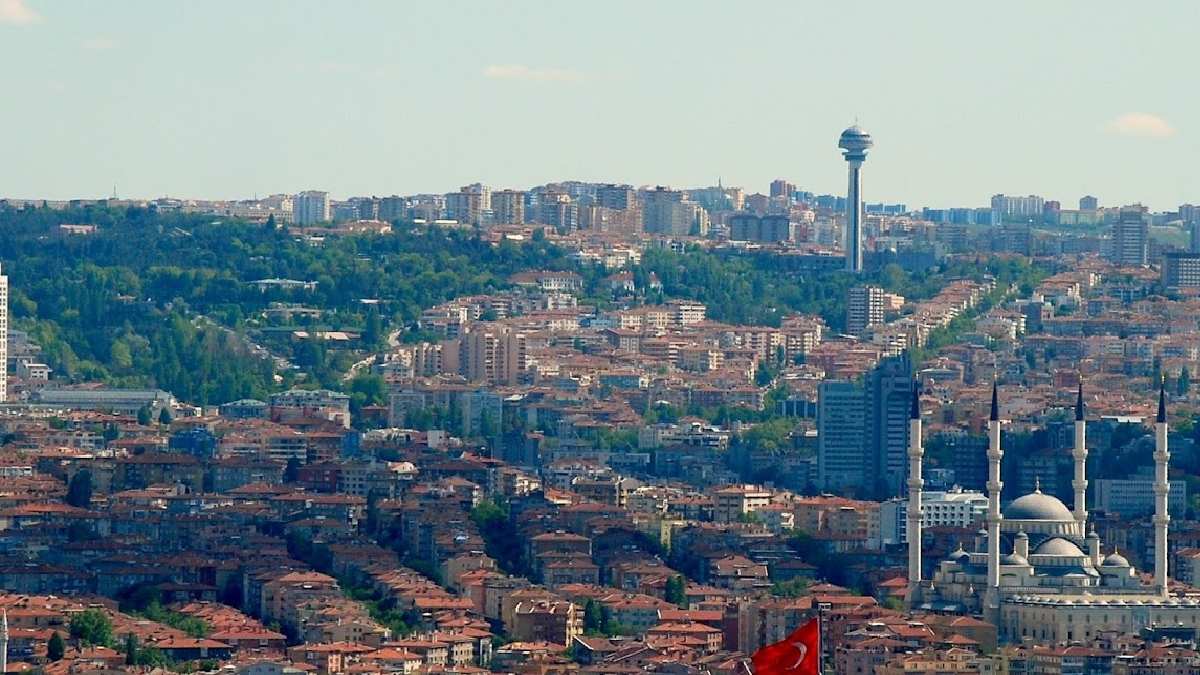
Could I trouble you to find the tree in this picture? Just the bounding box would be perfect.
[583,599,604,634]
[664,575,687,607]
[158,407,173,425]
[70,609,114,647]
[66,469,93,508]
[347,373,387,420]
[284,457,301,483]
[1180,367,1191,397]
[48,632,65,661]
[125,633,139,665]
[137,405,152,426]
[363,306,383,348]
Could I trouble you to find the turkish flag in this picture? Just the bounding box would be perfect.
[751,618,820,675]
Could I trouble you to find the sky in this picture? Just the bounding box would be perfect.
[2,1,1198,210]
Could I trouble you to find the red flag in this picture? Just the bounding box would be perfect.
[751,618,820,675]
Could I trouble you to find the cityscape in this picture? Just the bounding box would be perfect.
[4,4,1200,675]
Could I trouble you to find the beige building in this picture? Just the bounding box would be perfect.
[711,484,772,523]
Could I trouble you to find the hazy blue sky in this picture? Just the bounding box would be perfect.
[2,1,1198,209]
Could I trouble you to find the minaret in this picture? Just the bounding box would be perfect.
[1,608,8,675]
[1072,381,1088,531]
[906,382,924,602]
[1154,382,1171,596]
[984,382,1003,616]
[837,126,873,273]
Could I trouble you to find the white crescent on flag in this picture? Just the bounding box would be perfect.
[788,640,808,670]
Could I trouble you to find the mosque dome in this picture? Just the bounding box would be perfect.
[1034,537,1086,557]
[1103,552,1131,567]
[1001,552,1028,566]
[1004,491,1074,521]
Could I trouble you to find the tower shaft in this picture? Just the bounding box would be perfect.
[906,413,923,588]
[845,160,864,273]
[985,417,1003,610]
[1155,417,1170,595]
[1072,418,1087,528]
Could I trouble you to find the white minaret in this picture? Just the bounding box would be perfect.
[1,608,8,675]
[984,383,1003,615]
[0,262,7,403]
[1154,382,1171,596]
[1072,381,1088,531]
[837,126,873,273]
[906,382,923,599]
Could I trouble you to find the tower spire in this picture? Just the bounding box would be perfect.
[984,382,1004,623]
[906,377,924,605]
[1072,376,1089,529]
[1154,379,1171,596]
[1,608,7,675]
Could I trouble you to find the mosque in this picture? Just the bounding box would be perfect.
[906,382,1200,644]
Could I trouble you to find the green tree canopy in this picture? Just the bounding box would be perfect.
[70,609,114,647]
[48,632,65,661]
[66,469,93,508]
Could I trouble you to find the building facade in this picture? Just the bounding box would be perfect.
[293,191,331,225]
[1109,206,1149,267]
[847,285,885,338]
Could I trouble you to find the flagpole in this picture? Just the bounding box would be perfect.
[817,603,829,675]
[817,613,823,675]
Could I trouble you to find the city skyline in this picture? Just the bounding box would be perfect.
[2,1,1199,208]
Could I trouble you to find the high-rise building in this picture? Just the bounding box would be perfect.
[769,179,795,200]
[643,187,703,235]
[492,190,526,225]
[728,214,792,243]
[865,354,913,499]
[990,194,1045,221]
[1109,205,1149,267]
[293,190,330,225]
[1162,252,1200,291]
[1079,195,1099,211]
[1181,205,1200,253]
[458,325,527,386]
[837,126,873,272]
[448,186,489,225]
[378,195,408,222]
[846,285,885,337]
[596,184,637,210]
[0,263,6,403]
[355,197,380,221]
[817,380,866,494]
[817,354,912,499]
[996,222,1033,256]
[536,192,577,231]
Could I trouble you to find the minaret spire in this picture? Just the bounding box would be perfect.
[1154,379,1171,596]
[1,608,8,675]
[1072,377,1088,529]
[984,382,1004,621]
[906,381,924,605]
